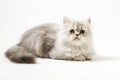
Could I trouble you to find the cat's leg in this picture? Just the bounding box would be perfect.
[35,45,49,58]
[37,37,55,58]
[31,35,42,58]
[36,52,49,58]
[35,46,49,58]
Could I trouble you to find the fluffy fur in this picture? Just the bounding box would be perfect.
[5,17,95,63]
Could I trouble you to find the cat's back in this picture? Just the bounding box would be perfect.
[22,23,61,40]
[18,23,61,50]
[32,23,61,32]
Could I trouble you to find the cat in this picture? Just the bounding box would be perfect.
[5,17,95,63]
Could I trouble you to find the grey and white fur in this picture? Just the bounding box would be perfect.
[5,17,95,63]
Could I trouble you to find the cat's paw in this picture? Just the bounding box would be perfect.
[72,54,92,61]
[85,55,92,60]
[72,55,86,61]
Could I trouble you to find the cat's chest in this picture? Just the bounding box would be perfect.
[54,47,81,57]
[61,42,88,51]
[59,43,89,53]
[61,46,81,53]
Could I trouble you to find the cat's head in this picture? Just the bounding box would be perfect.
[59,16,92,46]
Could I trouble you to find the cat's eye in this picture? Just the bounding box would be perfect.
[80,30,85,34]
[69,29,74,33]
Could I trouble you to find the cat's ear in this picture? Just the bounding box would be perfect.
[63,16,71,24]
[86,18,91,25]
[86,18,91,26]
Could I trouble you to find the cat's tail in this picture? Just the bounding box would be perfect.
[5,44,36,64]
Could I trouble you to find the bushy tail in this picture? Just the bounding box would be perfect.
[5,45,36,64]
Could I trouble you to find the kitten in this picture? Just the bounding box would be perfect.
[5,17,95,63]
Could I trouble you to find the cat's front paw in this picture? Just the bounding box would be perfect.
[85,55,92,60]
[72,54,92,61]
[72,55,86,61]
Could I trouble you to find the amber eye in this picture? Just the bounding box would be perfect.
[80,30,85,34]
[69,29,74,33]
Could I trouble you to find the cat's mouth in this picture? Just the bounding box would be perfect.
[74,37,80,40]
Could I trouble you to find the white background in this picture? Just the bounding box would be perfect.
[0,0,120,80]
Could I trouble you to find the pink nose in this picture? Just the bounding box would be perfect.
[75,34,79,36]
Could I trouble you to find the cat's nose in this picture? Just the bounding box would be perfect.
[75,34,80,36]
